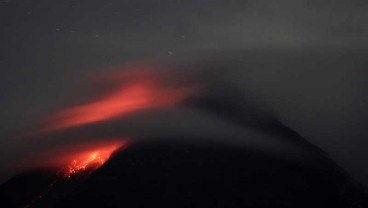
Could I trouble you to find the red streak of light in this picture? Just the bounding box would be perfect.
[40,80,195,133]
[18,64,199,138]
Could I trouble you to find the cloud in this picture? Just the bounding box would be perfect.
[0,59,315,182]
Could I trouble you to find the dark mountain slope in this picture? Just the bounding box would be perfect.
[0,169,58,208]
[53,140,368,208]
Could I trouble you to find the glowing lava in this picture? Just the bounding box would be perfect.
[63,143,124,178]
[18,64,198,177]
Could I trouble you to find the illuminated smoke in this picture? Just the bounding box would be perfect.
[14,63,198,178]
[35,65,197,134]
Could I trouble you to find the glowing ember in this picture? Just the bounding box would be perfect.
[63,144,122,178]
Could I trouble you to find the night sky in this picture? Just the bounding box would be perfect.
[1,0,368,187]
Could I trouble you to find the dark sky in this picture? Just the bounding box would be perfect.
[0,0,368,185]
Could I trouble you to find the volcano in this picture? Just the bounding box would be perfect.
[1,139,367,208]
[1,58,367,208]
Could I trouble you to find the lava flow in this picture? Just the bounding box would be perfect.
[22,142,127,208]
[16,64,198,180]
[62,142,125,178]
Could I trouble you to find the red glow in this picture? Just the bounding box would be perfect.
[62,142,126,178]
[36,66,197,133]
[18,64,198,178]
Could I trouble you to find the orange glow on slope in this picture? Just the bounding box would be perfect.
[62,142,125,178]
[21,141,127,208]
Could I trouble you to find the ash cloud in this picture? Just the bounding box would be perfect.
[0,0,367,186]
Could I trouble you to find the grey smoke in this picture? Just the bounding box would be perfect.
[0,0,367,186]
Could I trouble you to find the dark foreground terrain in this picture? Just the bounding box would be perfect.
[1,139,367,208]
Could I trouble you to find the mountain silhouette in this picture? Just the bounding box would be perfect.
[1,138,367,208]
